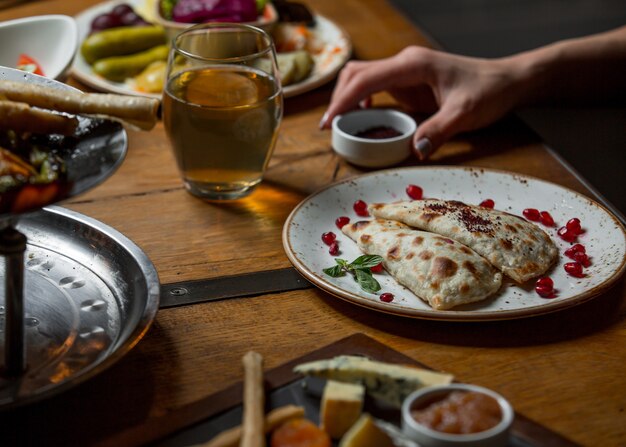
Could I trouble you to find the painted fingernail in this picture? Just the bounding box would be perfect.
[414,138,433,160]
[358,99,370,109]
[319,112,329,129]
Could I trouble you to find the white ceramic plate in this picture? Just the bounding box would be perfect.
[282,167,626,321]
[72,0,351,98]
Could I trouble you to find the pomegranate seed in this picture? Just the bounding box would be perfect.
[523,208,540,221]
[566,218,582,235]
[535,285,556,298]
[564,262,585,278]
[406,184,423,200]
[321,232,336,245]
[329,241,339,256]
[535,277,554,290]
[335,216,350,229]
[540,211,555,227]
[557,226,577,243]
[479,199,495,209]
[564,244,586,259]
[353,200,369,217]
[573,252,591,267]
[380,292,394,303]
[370,262,384,273]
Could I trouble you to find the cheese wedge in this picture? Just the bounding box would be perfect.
[338,414,395,447]
[321,380,365,439]
[294,355,453,408]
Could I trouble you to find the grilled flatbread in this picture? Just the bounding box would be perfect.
[369,200,558,283]
[342,219,502,310]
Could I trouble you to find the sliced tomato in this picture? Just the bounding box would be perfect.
[16,53,45,76]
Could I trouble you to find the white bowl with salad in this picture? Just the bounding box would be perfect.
[0,14,78,80]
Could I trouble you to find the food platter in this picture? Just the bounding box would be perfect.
[0,66,127,216]
[282,167,626,321]
[72,0,352,99]
[0,67,158,407]
[104,334,577,446]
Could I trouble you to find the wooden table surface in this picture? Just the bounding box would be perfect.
[1,1,625,446]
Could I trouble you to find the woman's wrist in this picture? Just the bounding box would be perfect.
[498,47,557,108]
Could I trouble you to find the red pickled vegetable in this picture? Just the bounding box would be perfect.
[172,0,258,23]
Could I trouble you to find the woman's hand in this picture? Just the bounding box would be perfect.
[320,46,526,159]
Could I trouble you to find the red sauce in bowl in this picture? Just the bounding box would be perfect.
[354,126,402,139]
[411,390,502,434]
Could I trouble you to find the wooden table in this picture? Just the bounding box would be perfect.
[1,1,625,446]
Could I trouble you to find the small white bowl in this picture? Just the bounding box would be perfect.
[0,15,78,81]
[331,109,417,168]
[153,1,279,40]
[401,384,514,447]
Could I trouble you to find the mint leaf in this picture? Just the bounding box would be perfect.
[324,255,382,294]
[323,265,344,277]
[336,259,349,268]
[351,254,383,269]
[355,269,381,293]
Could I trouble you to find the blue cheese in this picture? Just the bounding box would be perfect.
[294,355,453,408]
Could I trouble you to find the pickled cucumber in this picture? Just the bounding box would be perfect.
[276,50,314,86]
[134,60,167,93]
[81,26,167,64]
[93,45,169,82]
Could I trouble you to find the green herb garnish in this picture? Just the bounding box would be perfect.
[323,255,383,293]
[160,0,178,20]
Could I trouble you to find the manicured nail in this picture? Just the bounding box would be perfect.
[414,138,432,160]
[319,112,329,129]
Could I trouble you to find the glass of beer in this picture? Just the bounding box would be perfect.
[162,23,283,200]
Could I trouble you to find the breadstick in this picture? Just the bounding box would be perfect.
[0,100,78,135]
[240,351,265,447]
[0,80,160,130]
[200,405,305,447]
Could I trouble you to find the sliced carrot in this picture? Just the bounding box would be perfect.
[11,183,59,213]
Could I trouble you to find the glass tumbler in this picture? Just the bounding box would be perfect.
[162,23,283,200]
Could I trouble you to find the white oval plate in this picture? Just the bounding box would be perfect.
[72,0,351,98]
[282,167,626,321]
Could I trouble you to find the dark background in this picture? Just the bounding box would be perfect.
[388,0,626,222]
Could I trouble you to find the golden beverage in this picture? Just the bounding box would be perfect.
[163,66,282,199]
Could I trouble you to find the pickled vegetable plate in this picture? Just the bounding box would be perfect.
[72,0,352,98]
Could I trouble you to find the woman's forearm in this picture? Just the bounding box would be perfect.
[506,25,626,106]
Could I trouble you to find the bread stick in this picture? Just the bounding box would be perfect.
[240,351,265,447]
[0,100,78,136]
[0,80,160,130]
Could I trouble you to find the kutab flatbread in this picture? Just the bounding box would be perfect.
[369,199,558,283]
[342,219,502,310]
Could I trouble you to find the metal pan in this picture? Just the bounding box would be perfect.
[0,205,160,408]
